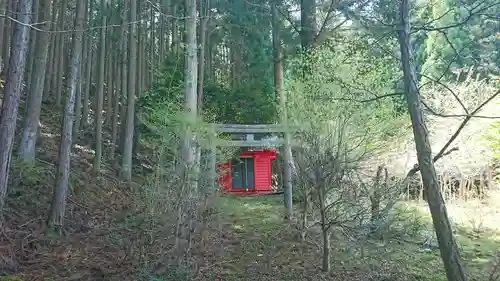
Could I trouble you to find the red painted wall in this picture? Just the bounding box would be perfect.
[218,150,277,194]
[254,154,271,191]
[218,162,231,192]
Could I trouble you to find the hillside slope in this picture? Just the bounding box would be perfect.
[2,100,500,281]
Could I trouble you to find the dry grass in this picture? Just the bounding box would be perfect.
[443,190,500,234]
[378,81,499,178]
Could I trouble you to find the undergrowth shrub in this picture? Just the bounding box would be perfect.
[9,158,54,187]
[118,103,233,280]
[7,159,57,213]
[386,204,430,241]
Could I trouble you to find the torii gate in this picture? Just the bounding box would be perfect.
[207,123,296,219]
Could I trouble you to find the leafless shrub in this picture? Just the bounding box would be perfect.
[125,116,223,279]
[293,115,382,272]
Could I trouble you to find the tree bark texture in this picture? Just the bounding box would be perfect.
[81,0,95,129]
[397,0,468,280]
[121,0,137,181]
[53,0,67,106]
[300,0,316,51]
[18,0,52,164]
[93,0,108,173]
[0,0,32,214]
[49,0,86,231]
[182,0,198,189]
[272,0,293,219]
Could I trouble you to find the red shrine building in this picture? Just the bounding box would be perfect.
[218,149,278,195]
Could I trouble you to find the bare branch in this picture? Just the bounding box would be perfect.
[421,100,500,119]
[401,88,500,188]
[334,92,404,103]
[312,19,349,48]
[276,7,301,34]
[417,0,500,32]
[419,73,469,114]
[433,88,500,158]
[316,0,337,39]
[436,29,463,63]
[0,13,193,34]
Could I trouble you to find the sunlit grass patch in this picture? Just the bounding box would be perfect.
[392,200,500,279]
[218,195,283,235]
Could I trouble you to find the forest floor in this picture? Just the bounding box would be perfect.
[198,195,500,281]
[1,105,500,281]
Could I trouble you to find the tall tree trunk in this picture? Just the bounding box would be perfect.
[81,0,95,129]
[18,0,52,164]
[300,0,316,51]
[120,0,137,181]
[182,0,197,187]
[7,1,19,68]
[164,0,171,53]
[159,0,165,59]
[0,0,7,67]
[118,0,128,155]
[25,0,39,91]
[53,0,68,106]
[43,0,58,101]
[205,32,213,83]
[149,2,155,85]
[0,0,32,214]
[272,0,293,220]
[171,2,179,54]
[73,63,83,138]
[73,0,90,139]
[194,0,209,197]
[1,0,14,78]
[396,0,467,280]
[196,0,208,112]
[72,0,89,138]
[110,50,120,160]
[132,21,143,156]
[93,0,108,173]
[48,0,86,233]
[132,9,142,157]
[105,29,114,127]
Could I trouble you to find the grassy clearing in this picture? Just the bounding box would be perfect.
[205,194,500,281]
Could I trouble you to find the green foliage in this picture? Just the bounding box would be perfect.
[420,0,500,79]
[10,158,53,187]
[139,0,279,129]
[389,204,431,239]
[139,49,276,131]
[285,39,407,145]
[212,0,277,123]
[138,53,203,145]
[485,120,500,162]
[139,54,185,109]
